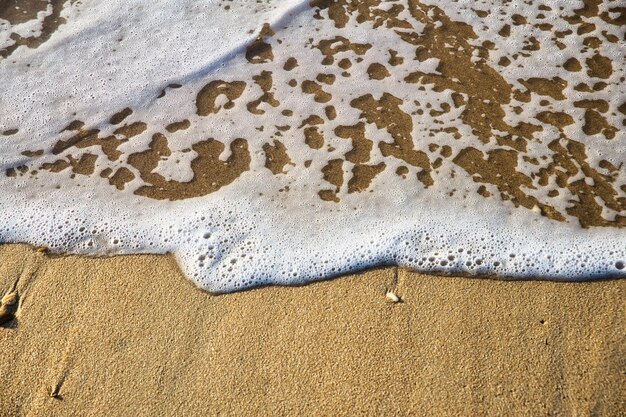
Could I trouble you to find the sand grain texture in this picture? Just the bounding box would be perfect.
[0,244,624,416]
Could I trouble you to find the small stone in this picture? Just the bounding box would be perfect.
[386,291,400,303]
[1,292,18,306]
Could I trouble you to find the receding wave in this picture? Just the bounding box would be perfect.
[1,0,624,292]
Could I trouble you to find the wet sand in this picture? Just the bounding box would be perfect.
[1,243,624,416]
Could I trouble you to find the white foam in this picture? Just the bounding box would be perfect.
[0,0,624,292]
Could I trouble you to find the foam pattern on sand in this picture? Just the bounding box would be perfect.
[0,0,625,292]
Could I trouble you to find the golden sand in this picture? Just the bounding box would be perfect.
[1,244,624,416]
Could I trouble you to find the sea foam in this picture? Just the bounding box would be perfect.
[0,0,624,292]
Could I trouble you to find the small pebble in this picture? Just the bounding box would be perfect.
[386,291,400,303]
[1,292,17,306]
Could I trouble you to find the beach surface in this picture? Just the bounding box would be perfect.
[1,243,624,416]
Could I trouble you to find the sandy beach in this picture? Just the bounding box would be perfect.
[2,1,626,415]
[1,243,624,416]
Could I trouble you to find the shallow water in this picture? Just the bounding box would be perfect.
[1,0,624,292]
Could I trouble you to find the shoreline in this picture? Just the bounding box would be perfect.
[7,242,625,294]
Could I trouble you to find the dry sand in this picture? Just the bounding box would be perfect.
[1,243,624,416]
